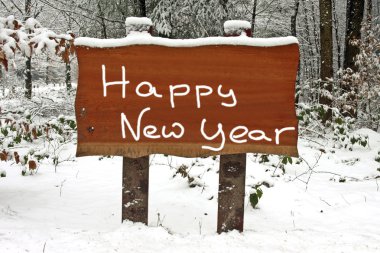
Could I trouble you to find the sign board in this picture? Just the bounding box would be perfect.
[75,37,299,158]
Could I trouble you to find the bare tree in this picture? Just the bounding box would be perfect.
[25,0,32,99]
[319,0,334,122]
[291,0,300,37]
[137,0,146,17]
[341,0,365,117]
[344,0,365,71]
[332,0,342,70]
[251,0,258,34]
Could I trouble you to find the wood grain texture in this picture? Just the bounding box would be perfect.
[217,153,246,233]
[75,44,299,158]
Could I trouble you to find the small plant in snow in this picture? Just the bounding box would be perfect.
[174,164,203,188]
[249,185,263,209]
[258,154,270,164]
[332,115,369,150]
[375,151,380,163]
[0,107,76,174]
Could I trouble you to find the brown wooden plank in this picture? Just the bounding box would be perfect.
[122,156,149,224]
[217,153,246,233]
[75,44,299,158]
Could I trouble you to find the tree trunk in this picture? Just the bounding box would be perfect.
[45,55,50,85]
[137,0,146,17]
[65,61,71,91]
[332,0,342,71]
[319,0,334,122]
[344,0,365,71]
[0,65,3,97]
[291,0,300,37]
[367,0,372,24]
[25,0,31,18]
[24,0,32,99]
[291,0,300,104]
[251,0,258,34]
[341,0,365,118]
[220,0,229,35]
[25,56,32,99]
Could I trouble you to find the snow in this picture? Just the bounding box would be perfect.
[75,33,299,48]
[0,29,16,58]
[24,18,42,31]
[125,17,153,27]
[125,17,153,35]
[1,88,380,252]
[29,29,59,55]
[224,20,251,30]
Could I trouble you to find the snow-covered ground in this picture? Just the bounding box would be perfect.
[1,131,380,252]
[1,89,380,252]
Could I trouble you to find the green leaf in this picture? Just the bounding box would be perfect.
[335,118,344,125]
[1,128,9,137]
[256,188,263,199]
[14,135,22,144]
[249,193,259,208]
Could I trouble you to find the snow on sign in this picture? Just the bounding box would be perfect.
[74,35,300,158]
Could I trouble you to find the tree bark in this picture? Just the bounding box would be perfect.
[366,0,372,24]
[24,0,31,18]
[0,65,3,96]
[25,56,32,99]
[332,0,342,71]
[291,0,300,104]
[45,55,50,85]
[24,0,32,99]
[65,62,71,91]
[319,0,334,122]
[251,0,258,34]
[341,0,365,118]
[291,0,300,37]
[137,0,146,17]
[310,1,321,76]
[343,0,365,71]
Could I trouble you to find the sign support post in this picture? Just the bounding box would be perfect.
[121,18,153,225]
[122,156,149,224]
[217,154,246,233]
[217,22,254,233]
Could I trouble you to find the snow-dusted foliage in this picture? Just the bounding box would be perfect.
[151,0,231,38]
[0,15,75,70]
[347,17,380,131]
[0,16,28,69]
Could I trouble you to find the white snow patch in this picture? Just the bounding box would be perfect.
[24,18,42,31]
[125,17,153,27]
[224,20,251,31]
[75,33,298,48]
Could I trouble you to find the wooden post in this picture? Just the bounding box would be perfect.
[217,20,250,233]
[122,156,149,224]
[121,17,153,225]
[217,154,246,233]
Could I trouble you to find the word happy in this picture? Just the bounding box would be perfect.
[102,65,295,151]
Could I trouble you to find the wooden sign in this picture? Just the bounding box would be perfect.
[75,37,299,158]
